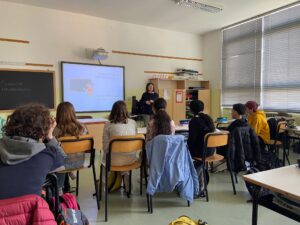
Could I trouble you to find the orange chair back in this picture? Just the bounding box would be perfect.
[58,134,94,154]
[109,134,145,153]
[204,131,229,148]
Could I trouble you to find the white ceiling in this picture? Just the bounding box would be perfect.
[3,0,299,34]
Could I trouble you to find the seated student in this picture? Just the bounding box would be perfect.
[187,100,215,158]
[102,101,138,192]
[227,103,248,133]
[0,103,65,200]
[103,101,139,165]
[53,101,89,193]
[245,101,270,151]
[146,98,175,142]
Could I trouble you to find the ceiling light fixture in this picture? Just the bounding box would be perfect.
[175,0,223,13]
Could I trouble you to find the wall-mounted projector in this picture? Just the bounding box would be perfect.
[92,48,109,61]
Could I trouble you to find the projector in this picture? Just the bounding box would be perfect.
[93,48,109,61]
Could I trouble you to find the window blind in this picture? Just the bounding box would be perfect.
[222,19,262,107]
[262,5,300,112]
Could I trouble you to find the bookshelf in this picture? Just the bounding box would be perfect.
[149,78,210,124]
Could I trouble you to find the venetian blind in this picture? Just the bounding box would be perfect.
[222,19,262,107]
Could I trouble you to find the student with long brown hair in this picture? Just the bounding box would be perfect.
[102,100,138,192]
[146,98,175,142]
[54,101,88,193]
[102,100,138,166]
[54,102,87,138]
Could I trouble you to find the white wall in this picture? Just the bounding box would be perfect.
[203,30,222,119]
[0,1,203,118]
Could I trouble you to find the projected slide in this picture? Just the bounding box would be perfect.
[62,63,124,112]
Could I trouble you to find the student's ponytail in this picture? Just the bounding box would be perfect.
[152,98,172,136]
[153,110,172,136]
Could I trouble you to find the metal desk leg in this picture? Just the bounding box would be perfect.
[252,186,261,225]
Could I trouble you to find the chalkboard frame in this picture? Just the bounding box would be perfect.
[61,61,125,113]
[0,68,56,111]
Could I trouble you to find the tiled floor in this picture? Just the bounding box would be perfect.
[74,151,300,225]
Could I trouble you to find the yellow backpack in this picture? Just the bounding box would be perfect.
[169,216,208,225]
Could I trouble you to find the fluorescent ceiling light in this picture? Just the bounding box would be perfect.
[175,0,223,13]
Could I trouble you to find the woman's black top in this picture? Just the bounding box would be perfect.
[140,92,158,115]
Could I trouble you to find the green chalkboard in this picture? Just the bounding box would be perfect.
[0,69,55,110]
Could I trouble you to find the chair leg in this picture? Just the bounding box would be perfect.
[187,200,190,207]
[202,163,209,202]
[99,165,103,201]
[285,149,291,165]
[144,165,148,187]
[128,171,132,198]
[150,195,153,213]
[147,194,150,212]
[227,159,236,195]
[105,167,108,222]
[235,173,238,184]
[140,167,143,196]
[92,164,100,210]
[76,171,79,196]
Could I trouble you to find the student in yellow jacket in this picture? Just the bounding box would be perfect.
[245,101,270,151]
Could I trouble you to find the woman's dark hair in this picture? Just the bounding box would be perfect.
[109,100,129,124]
[190,100,215,132]
[190,100,204,115]
[146,82,155,92]
[233,103,246,116]
[56,101,85,137]
[3,103,52,140]
[153,98,171,136]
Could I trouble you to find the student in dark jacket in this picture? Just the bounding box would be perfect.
[140,83,159,125]
[225,103,261,172]
[187,100,215,158]
[227,103,248,132]
[218,103,248,157]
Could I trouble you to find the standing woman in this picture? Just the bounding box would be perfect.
[54,101,88,193]
[140,83,159,125]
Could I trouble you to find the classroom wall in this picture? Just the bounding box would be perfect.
[0,1,203,119]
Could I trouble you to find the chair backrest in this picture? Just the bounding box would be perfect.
[204,131,229,148]
[58,134,94,154]
[277,121,287,134]
[109,134,145,154]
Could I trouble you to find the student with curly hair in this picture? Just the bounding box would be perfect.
[0,103,65,199]
[146,98,175,142]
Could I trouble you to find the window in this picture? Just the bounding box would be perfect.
[222,4,300,112]
[262,6,300,111]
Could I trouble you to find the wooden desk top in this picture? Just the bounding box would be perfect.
[243,165,300,201]
[137,125,188,134]
[78,118,108,125]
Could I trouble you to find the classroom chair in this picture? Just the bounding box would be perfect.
[57,135,99,210]
[193,131,229,202]
[99,134,146,222]
[266,121,290,165]
[146,135,198,213]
